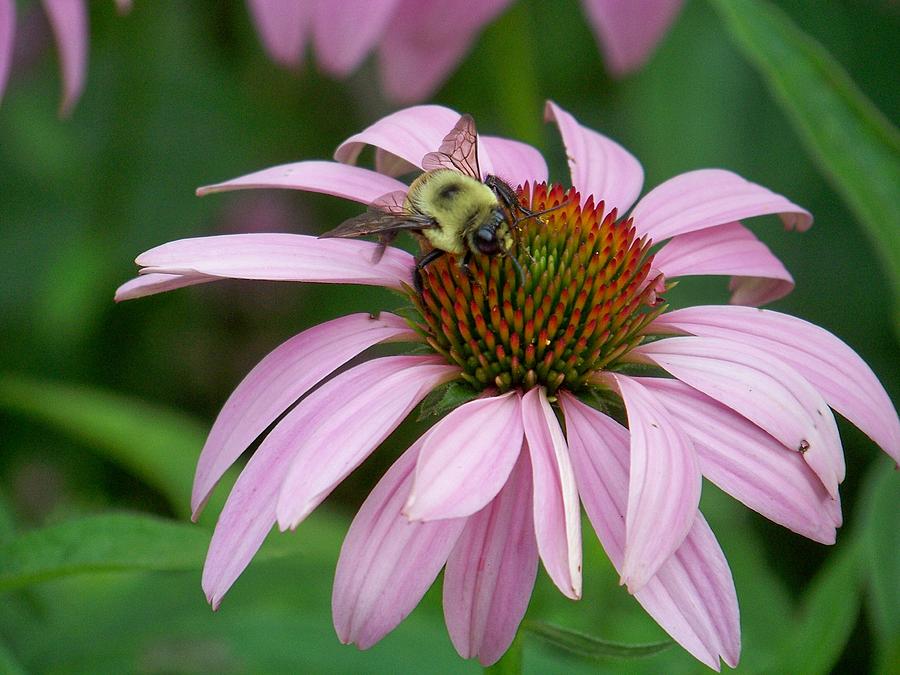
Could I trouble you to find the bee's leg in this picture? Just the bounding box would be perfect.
[508,252,526,286]
[372,232,397,264]
[414,248,446,294]
[459,251,477,284]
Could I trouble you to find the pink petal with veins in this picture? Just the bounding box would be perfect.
[42,0,88,117]
[275,356,458,529]
[480,135,549,188]
[652,306,900,464]
[404,391,523,521]
[581,0,683,75]
[640,377,841,541]
[521,387,582,599]
[653,221,794,306]
[196,160,407,204]
[560,392,740,669]
[443,450,538,666]
[544,100,644,213]
[114,272,218,302]
[607,374,701,592]
[192,313,418,518]
[246,0,309,67]
[634,336,845,497]
[333,437,467,648]
[631,169,812,242]
[133,234,414,290]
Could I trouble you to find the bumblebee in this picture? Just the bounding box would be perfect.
[320,114,544,292]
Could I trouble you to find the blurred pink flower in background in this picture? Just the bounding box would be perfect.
[117,103,899,668]
[247,0,684,102]
[0,0,129,116]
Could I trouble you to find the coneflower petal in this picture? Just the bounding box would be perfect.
[0,0,13,103]
[652,306,900,464]
[560,392,740,670]
[634,336,845,497]
[443,451,538,666]
[640,377,841,541]
[522,387,582,600]
[191,313,418,518]
[275,357,458,530]
[607,374,701,592]
[653,221,794,306]
[246,0,308,67]
[404,391,524,521]
[43,0,88,117]
[544,100,644,213]
[333,437,467,649]
[312,0,400,76]
[630,168,812,242]
[114,271,217,302]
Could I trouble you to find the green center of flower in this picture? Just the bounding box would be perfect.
[410,183,664,395]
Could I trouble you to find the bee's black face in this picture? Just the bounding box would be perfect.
[474,225,501,255]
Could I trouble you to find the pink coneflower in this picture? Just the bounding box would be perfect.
[116,103,899,669]
[247,0,683,102]
[0,0,129,115]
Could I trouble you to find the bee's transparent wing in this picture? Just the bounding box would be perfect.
[421,113,482,180]
[320,190,437,239]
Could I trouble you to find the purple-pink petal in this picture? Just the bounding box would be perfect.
[333,437,467,649]
[334,105,461,169]
[581,0,683,75]
[652,221,794,306]
[480,135,549,189]
[630,169,812,243]
[560,392,740,669]
[640,377,841,542]
[0,0,13,103]
[443,450,538,666]
[114,271,218,302]
[521,387,582,600]
[191,313,418,518]
[651,306,900,465]
[246,0,309,67]
[608,374,701,592]
[275,356,458,530]
[312,0,400,76]
[634,336,845,497]
[544,100,644,213]
[196,160,407,205]
[404,391,524,521]
[133,234,415,290]
[377,0,513,104]
[42,0,88,117]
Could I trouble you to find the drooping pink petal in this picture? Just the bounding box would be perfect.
[651,306,900,465]
[196,160,407,205]
[560,392,740,669]
[115,0,132,14]
[630,169,812,243]
[480,135,549,188]
[333,437,467,649]
[275,356,459,530]
[640,377,841,542]
[377,0,513,104]
[404,391,523,521]
[201,355,452,608]
[246,0,309,67]
[580,0,683,75]
[544,100,644,213]
[443,451,538,666]
[521,387,582,599]
[133,234,414,290]
[42,0,88,117]
[0,0,13,103]
[311,0,400,76]
[606,374,701,592]
[633,336,845,497]
[114,272,218,302]
[652,221,794,306]
[192,313,418,518]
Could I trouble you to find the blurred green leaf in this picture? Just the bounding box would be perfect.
[0,489,15,545]
[775,537,863,675]
[0,510,347,594]
[710,0,900,301]
[524,621,671,661]
[0,640,28,675]
[0,374,205,517]
[418,380,479,421]
[484,631,523,675]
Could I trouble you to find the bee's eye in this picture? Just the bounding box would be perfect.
[475,227,500,254]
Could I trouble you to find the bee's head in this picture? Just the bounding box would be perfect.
[470,207,507,255]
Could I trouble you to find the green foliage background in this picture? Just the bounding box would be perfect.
[0,1,897,673]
